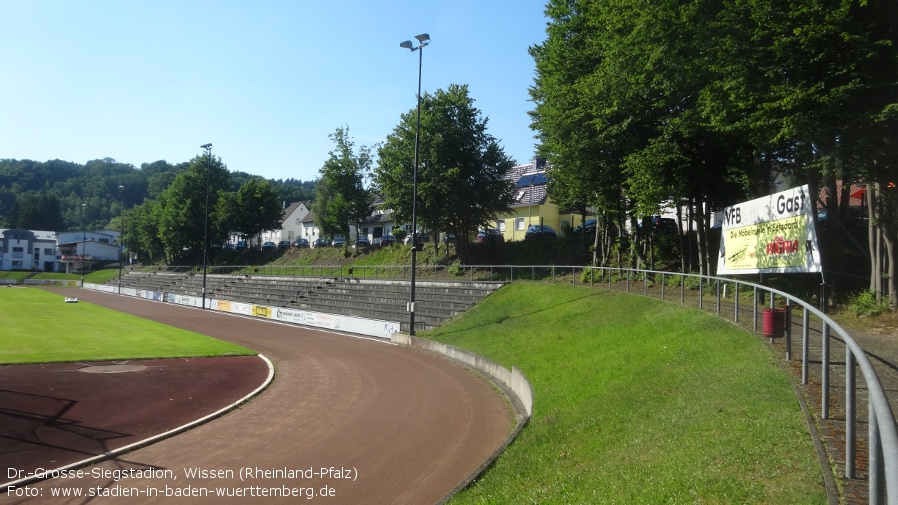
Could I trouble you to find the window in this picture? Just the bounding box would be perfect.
[515,218,525,231]
[99,238,110,244]
[296,218,302,225]
[497,220,506,232]
[12,247,24,258]
[44,248,54,255]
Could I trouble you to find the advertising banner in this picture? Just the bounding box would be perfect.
[717,184,822,275]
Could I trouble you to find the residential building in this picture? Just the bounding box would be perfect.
[260,201,311,244]
[0,228,59,272]
[492,158,588,241]
[57,230,121,274]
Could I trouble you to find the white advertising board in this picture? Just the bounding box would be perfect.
[717,184,822,275]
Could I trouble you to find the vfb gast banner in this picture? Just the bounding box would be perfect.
[717,184,822,275]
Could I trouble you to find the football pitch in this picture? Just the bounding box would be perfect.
[0,287,255,364]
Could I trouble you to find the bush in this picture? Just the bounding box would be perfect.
[664,273,684,287]
[849,291,891,317]
[580,268,602,283]
[684,275,704,291]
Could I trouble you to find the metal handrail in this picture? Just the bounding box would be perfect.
[142,262,897,502]
[275,272,338,307]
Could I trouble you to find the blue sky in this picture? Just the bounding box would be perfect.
[0,1,549,182]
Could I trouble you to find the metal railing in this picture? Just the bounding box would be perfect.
[134,263,896,503]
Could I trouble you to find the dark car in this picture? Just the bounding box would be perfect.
[294,238,310,248]
[354,236,370,249]
[442,233,457,244]
[235,241,247,251]
[313,238,330,248]
[261,241,277,251]
[639,216,679,235]
[379,234,396,246]
[571,219,598,237]
[331,236,346,247]
[525,225,558,240]
[476,228,504,243]
[277,240,291,250]
[572,218,621,239]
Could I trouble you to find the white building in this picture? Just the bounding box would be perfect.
[0,228,59,272]
[259,201,311,244]
[57,230,122,274]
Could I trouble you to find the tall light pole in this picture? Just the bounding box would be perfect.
[200,143,213,310]
[117,185,125,293]
[80,202,86,286]
[400,33,430,336]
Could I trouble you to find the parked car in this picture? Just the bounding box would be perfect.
[639,216,679,235]
[571,219,598,237]
[294,238,310,248]
[572,218,621,239]
[476,228,504,243]
[331,235,346,247]
[442,233,457,243]
[354,236,370,249]
[235,241,247,251]
[379,234,396,246]
[313,238,330,248]
[403,233,431,246]
[524,224,558,240]
[277,240,291,250]
[261,241,277,251]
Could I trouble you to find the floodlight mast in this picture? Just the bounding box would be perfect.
[399,33,430,336]
[200,143,212,310]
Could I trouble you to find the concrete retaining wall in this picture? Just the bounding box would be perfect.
[391,333,532,417]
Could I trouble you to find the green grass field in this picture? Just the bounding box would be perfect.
[424,283,825,504]
[0,287,255,364]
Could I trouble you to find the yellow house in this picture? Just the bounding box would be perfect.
[491,159,588,241]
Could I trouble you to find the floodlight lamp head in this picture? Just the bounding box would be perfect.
[200,143,212,150]
[400,40,414,50]
[415,33,430,43]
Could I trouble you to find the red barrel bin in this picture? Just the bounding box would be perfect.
[762,308,785,339]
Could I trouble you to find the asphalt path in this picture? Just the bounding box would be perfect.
[7,288,512,504]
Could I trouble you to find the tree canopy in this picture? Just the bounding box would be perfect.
[375,84,516,257]
[529,0,898,305]
[312,127,373,244]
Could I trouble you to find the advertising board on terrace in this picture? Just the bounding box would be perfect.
[717,184,822,275]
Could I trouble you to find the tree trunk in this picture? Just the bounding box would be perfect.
[695,195,708,276]
[867,182,881,298]
[676,202,686,272]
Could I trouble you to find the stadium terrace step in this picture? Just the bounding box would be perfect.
[111,271,502,332]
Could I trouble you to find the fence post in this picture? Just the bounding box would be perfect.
[802,309,810,384]
[680,273,685,305]
[870,396,883,504]
[846,348,856,479]
[699,279,703,310]
[822,322,830,419]
[753,287,758,332]
[734,283,739,323]
[785,301,792,361]
[715,279,721,315]
[661,273,665,301]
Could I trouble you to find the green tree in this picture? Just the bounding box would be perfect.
[376,84,516,259]
[8,194,63,230]
[313,127,372,246]
[226,178,284,248]
[156,154,229,263]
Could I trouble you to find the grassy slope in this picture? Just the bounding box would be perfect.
[424,283,825,504]
[0,288,255,364]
